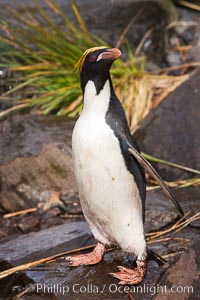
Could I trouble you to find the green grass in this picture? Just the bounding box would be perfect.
[0,0,107,116]
[0,0,189,134]
[0,0,145,118]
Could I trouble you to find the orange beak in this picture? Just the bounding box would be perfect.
[97,48,121,62]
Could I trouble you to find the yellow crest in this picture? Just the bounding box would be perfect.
[76,46,107,72]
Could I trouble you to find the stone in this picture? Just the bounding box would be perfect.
[0,222,93,266]
[136,69,200,181]
[145,189,178,232]
[0,115,77,212]
[0,191,199,299]
[154,241,200,300]
[17,215,40,233]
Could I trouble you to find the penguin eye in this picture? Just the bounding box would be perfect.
[89,55,96,63]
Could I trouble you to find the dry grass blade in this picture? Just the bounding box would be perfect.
[166,20,197,30]
[147,237,190,244]
[178,0,200,11]
[70,0,90,38]
[162,251,184,259]
[135,28,153,56]
[147,177,200,191]
[0,244,96,280]
[15,285,32,299]
[0,104,29,119]
[146,212,200,242]
[3,208,37,219]
[146,73,189,109]
[118,73,189,133]
[45,0,61,15]
[152,63,200,74]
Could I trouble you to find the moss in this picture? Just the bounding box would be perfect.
[51,163,67,179]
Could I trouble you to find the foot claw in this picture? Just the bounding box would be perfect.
[119,281,127,285]
[111,261,147,285]
[117,266,137,275]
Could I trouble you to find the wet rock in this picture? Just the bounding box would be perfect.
[60,192,82,215]
[154,240,200,300]
[0,144,76,211]
[0,220,162,300]
[136,68,200,181]
[18,215,40,233]
[40,215,64,230]
[0,217,20,239]
[21,254,162,300]
[37,191,82,215]
[0,222,93,267]
[145,186,200,233]
[43,207,62,219]
[0,114,74,164]
[0,114,76,212]
[0,228,8,239]
[145,190,178,232]
[0,191,26,212]
[0,191,83,240]
[173,186,200,217]
[0,197,199,300]
[1,224,199,300]
[85,1,167,50]
[1,252,162,300]
[166,50,182,66]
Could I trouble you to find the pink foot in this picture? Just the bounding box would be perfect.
[66,243,106,267]
[111,260,147,285]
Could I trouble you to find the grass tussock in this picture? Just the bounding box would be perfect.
[0,0,102,117]
[0,0,190,132]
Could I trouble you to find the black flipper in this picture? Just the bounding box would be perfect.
[128,145,184,217]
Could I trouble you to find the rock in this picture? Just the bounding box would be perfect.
[84,0,170,62]
[37,191,64,213]
[0,114,75,164]
[166,50,182,66]
[0,222,93,266]
[154,241,200,300]
[0,114,77,212]
[17,215,40,233]
[145,186,200,232]
[0,188,199,299]
[145,189,178,232]
[0,228,8,239]
[42,207,62,219]
[1,221,199,300]
[0,191,25,212]
[136,69,200,181]
[60,192,82,215]
[0,217,20,239]
[0,222,162,300]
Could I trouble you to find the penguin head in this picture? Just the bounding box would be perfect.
[76,46,121,94]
